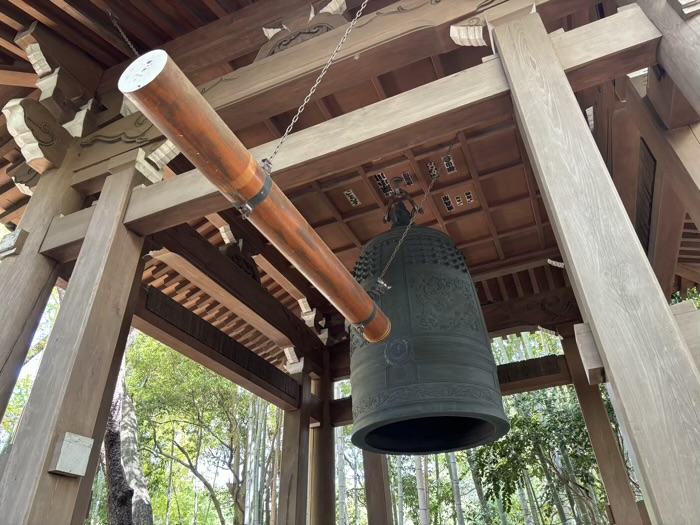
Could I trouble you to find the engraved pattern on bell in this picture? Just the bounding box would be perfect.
[350,225,510,455]
[384,338,412,366]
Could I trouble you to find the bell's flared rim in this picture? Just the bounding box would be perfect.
[351,411,510,455]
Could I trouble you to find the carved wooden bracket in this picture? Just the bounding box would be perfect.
[15,22,103,136]
[2,97,72,173]
[450,20,487,46]
[7,161,40,196]
[147,139,180,170]
[256,2,349,62]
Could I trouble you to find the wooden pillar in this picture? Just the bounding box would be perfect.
[561,335,643,524]
[633,0,700,115]
[610,107,640,223]
[309,351,335,525]
[278,364,312,525]
[495,14,700,523]
[0,99,81,421]
[363,452,394,525]
[0,150,148,525]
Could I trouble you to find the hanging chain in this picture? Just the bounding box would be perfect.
[263,0,371,173]
[375,136,460,286]
[109,11,140,58]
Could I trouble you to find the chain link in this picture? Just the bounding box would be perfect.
[264,0,371,172]
[109,11,140,58]
[377,136,459,284]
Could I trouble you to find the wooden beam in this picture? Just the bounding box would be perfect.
[648,170,685,299]
[0,152,145,524]
[44,6,662,263]
[575,301,700,386]
[15,21,104,95]
[611,106,641,222]
[278,369,312,525]
[0,63,37,87]
[677,262,700,284]
[363,452,394,525]
[75,0,658,183]
[646,67,700,129]
[309,351,335,525]
[150,224,325,374]
[626,76,700,231]
[133,286,300,411]
[99,0,314,93]
[483,286,580,334]
[220,209,330,314]
[497,354,571,395]
[47,0,133,58]
[8,1,117,66]
[634,0,700,114]
[0,109,82,423]
[330,355,572,426]
[0,27,27,61]
[561,335,644,525]
[495,13,700,523]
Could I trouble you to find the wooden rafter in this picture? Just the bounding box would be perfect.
[133,286,301,410]
[43,5,661,266]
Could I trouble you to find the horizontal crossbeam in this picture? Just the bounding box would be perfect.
[41,5,660,263]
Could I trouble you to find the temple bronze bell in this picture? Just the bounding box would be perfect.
[350,197,509,455]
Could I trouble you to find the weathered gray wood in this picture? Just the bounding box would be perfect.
[41,5,661,264]
[0,152,146,525]
[0,105,82,423]
[495,13,700,523]
[278,370,312,525]
[576,302,700,386]
[634,0,700,114]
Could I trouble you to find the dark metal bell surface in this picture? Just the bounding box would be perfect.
[350,224,509,455]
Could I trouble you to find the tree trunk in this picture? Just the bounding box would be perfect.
[447,453,464,525]
[165,428,174,525]
[92,461,105,525]
[415,456,430,525]
[120,332,154,525]
[535,444,568,525]
[524,471,542,525]
[467,451,493,525]
[336,385,347,525]
[434,455,441,525]
[559,444,593,525]
[354,447,359,525]
[519,483,534,525]
[193,480,200,525]
[496,497,508,525]
[397,456,404,525]
[105,361,133,525]
[424,456,430,524]
[270,408,281,525]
